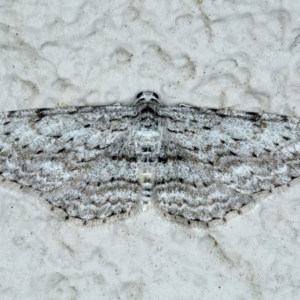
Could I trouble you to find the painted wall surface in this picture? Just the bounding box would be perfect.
[0,1,299,299]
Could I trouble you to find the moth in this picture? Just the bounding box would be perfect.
[0,91,299,223]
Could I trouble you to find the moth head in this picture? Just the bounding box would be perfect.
[133,91,161,106]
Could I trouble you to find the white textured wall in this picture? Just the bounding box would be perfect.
[0,1,300,299]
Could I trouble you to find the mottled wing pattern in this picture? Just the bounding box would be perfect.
[156,106,300,222]
[0,105,139,220]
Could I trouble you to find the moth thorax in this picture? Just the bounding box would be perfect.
[135,130,161,155]
[139,116,159,131]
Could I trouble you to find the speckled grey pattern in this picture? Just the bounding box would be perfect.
[1,91,300,222]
